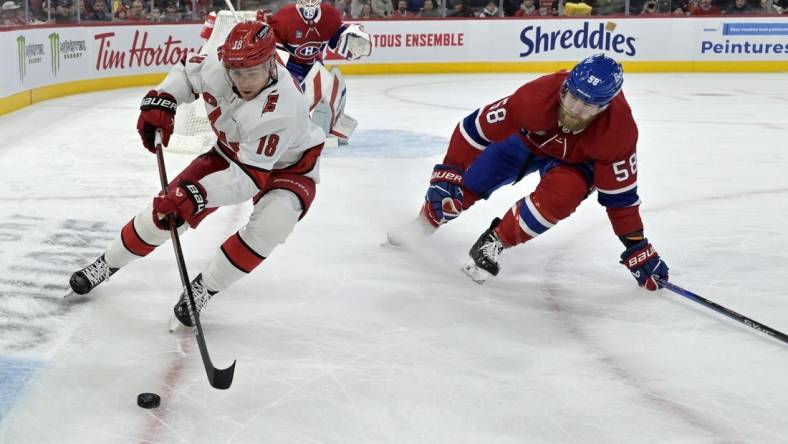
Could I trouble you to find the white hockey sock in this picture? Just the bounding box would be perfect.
[202,252,247,293]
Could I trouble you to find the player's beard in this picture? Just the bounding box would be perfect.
[558,104,595,133]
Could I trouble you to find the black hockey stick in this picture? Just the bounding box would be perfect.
[155,131,236,389]
[655,277,788,345]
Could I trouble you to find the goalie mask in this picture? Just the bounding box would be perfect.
[296,0,321,21]
[220,21,278,100]
[559,53,623,133]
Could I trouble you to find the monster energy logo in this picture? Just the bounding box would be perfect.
[49,33,60,76]
[17,35,25,81]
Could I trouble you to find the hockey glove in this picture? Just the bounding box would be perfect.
[423,164,473,226]
[336,24,372,60]
[620,239,669,291]
[153,181,207,228]
[137,90,177,153]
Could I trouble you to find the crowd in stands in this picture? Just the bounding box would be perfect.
[2,0,786,27]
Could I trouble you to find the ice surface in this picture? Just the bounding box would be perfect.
[1,72,787,443]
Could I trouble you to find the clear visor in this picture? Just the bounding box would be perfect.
[559,89,606,120]
[227,64,269,83]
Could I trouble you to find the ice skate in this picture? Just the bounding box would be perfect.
[384,213,437,249]
[169,274,217,332]
[68,254,118,296]
[462,218,504,284]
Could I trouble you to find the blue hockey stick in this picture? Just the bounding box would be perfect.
[655,277,788,345]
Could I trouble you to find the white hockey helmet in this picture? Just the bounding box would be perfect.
[296,0,321,21]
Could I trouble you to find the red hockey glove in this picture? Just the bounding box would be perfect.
[620,239,669,291]
[153,181,207,227]
[137,90,177,153]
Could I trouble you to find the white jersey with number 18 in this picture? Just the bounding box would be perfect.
[156,51,326,192]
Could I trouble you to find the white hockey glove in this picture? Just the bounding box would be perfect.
[336,24,373,60]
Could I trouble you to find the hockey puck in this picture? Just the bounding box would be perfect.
[137,392,161,409]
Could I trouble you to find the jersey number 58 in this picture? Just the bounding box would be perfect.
[485,97,509,124]
[612,153,637,182]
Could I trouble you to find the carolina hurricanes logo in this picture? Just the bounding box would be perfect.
[295,42,323,58]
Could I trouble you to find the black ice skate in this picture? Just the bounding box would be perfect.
[169,274,217,332]
[462,218,504,284]
[69,254,118,295]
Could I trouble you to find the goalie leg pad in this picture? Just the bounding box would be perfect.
[311,99,333,136]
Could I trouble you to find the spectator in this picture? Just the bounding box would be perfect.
[389,0,417,16]
[350,0,364,16]
[357,1,376,16]
[691,0,720,13]
[447,0,475,15]
[372,0,393,16]
[162,1,181,20]
[640,0,659,12]
[335,0,350,16]
[419,0,441,15]
[86,0,112,20]
[724,0,752,13]
[758,0,785,12]
[126,0,145,19]
[538,0,554,13]
[1,0,26,25]
[478,0,500,15]
[594,0,626,14]
[149,6,163,20]
[55,0,77,22]
[671,0,691,13]
[514,0,538,15]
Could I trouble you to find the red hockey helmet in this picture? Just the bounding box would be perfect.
[220,21,276,70]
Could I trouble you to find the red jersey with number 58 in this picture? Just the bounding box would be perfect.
[454,71,642,235]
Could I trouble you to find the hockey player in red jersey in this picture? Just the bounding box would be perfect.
[267,0,372,84]
[68,21,326,329]
[387,54,670,289]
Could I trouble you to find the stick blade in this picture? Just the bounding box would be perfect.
[209,360,237,390]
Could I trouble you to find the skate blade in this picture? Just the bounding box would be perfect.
[168,314,184,333]
[461,262,491,285]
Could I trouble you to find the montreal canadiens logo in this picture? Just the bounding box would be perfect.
[295,42,323,58]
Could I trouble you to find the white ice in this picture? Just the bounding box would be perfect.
[1,72,787,444]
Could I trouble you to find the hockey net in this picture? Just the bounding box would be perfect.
[167,10,260,154]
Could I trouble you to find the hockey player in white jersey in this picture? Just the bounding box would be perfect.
[68,21,326,328]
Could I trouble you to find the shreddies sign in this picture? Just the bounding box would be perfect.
[518,21,638,58]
